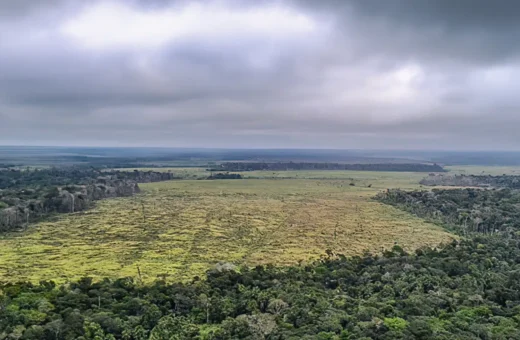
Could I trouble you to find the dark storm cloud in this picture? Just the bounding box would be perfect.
[295,0,520,69]
[1,0,520,149]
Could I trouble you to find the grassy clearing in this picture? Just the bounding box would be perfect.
[446,165,520,175]
[118,165,520,177]
[113,167,431,187]
[0,174,455,283]
[239,170,429,188]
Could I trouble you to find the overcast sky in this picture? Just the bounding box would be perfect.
[1,0,520,150]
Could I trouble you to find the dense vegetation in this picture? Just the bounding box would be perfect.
[377,188,520,235]
[210,163,445,172]
[1,168,99,190]
[2,236,520,339]
[420,174,520,189]
[3,178,520,339]
[0,169,176,190]
[0,169,175,231]
[207,173,243,180]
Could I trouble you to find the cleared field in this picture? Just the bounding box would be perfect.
[0,176,455,283]
[114,167,431,186]
[446,165,520,175]
[123,166,520,178]
[239,170,429,187]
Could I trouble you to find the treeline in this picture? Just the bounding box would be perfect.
[0,168,100,190]
[0,168,175,190]
[207,173,243,180]
[0,169,176,232]
[376,187,520,235]
[420,174,520,188]
[0,164,19,169]
[210,162,446,172]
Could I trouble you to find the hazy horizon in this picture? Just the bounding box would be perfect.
[3,144,520,153]
[2,0,520,149]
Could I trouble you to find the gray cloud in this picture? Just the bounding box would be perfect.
[1,0,520,149]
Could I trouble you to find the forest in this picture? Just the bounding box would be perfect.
[0,168,176,190]
[376,187,520,235]
[209,163,446,172]
[2,173,520,339]
[1,229,519,339]
[207,173,243,180]
[0,168,176,231]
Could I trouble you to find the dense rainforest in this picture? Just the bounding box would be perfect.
[209,163,446,173]
[0,168,175,231]
[376,188,520,235]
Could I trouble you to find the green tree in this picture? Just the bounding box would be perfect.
[84,322,116,340]
[149,316,199,340]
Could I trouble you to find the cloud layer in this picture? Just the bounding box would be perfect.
[1,0,520,149]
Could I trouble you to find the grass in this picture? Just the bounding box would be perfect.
[117,165,520,177]
[0,173,455,283]
[113,167,431,187]
[239,170,429,188]
[446,165,520,176]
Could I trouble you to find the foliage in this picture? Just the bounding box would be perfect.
[207,173,243,180]
[445,165,520,176]
[420,174,520,188]
[384,317,408,332]
[376,188,520,235]
[0,169,175,231]
[0,168,176,191]
[2,233,520,339]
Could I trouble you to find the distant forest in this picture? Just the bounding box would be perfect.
[3,146,520,167]
[209,162,446,172]
[376,187,520,235]
[0,168,175,231]
[207,173,243,180]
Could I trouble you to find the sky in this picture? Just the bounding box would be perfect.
[1,0,520,150]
